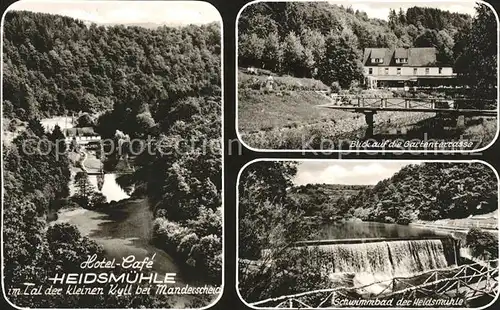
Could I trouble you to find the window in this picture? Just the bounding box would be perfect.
[397,68,401,75]
[413,68,418,75]
[425,68,430,74]
[368,68,373,74]
[385,68,389,75]
[439,67,443,74]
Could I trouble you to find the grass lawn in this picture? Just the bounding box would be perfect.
[238,89,355,132]
[239,71,329,91]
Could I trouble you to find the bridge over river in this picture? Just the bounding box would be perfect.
[319,97,497,137]
[253,237,498,308]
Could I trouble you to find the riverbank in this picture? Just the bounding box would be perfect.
[53,198,200,307]
[54,198,185,281]
[410,211,498,237]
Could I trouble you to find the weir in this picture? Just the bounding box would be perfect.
[297,238,458,277]
[309,240,447,276]
[255,236,497,307]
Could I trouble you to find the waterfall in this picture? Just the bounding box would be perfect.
[311,239,449,277]
[388,240,448,276]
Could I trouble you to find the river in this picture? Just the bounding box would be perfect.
[58,173,187,285]
[315,220,450,240]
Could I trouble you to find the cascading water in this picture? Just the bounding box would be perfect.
[310,239,449,277]
[388,240,448,276]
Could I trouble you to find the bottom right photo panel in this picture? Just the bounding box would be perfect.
[237,160,499,309]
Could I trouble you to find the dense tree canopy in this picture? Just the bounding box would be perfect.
[238,161,330,302]
[3,10,222,305]
[295,163,498,224]
[3,124,101,307]
[3,11,221,121]
[288,184,371,218]
[239,161,301,259]
[453,3,498,99]
[238,3,488,89]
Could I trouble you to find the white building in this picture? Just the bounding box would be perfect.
[363,47,456,89]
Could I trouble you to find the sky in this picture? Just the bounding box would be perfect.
[293,161,423,186]
[6,0,221,25]
[328,0,479,20]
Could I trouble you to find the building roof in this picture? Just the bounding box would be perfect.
[369,48,387,59]
[363,47,439,67]
[64,127,98,137]
[394,48,409,59]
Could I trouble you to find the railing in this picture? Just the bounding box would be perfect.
[329,97,497,110]
[250,260,499,308]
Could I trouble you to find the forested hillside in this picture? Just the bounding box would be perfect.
[288,184,371,218]
[238,3,496,96]
[3,11,220,121]
[286,163,497,225]
[3,10,221,306]
[3,123,163,307]
[339,163,498,224]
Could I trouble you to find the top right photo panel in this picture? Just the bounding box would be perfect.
[236,0,499,152]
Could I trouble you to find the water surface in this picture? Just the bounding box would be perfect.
[315,221,449,240]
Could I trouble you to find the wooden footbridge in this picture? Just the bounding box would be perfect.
[249,259,499,308]
[319,97,497,137]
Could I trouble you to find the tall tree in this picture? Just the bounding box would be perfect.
[49,124,67,153]
[28,118,45,137]
[455,3,497,99]
[282,31,305,76]
[317,32,363,89]
[74,171,95,208]
[262,32,283,72]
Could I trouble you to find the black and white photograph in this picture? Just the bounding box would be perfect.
[2,1,222,308]
[238,160,499,308]
[237,0,498,151]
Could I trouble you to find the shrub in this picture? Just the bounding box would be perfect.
[190,234,222,270]
[152,218,191,251]
[177,233,199,258]
[397,210,416,225]
[466,228,498,260]
[187,207,222,237]
[76,113,94,127]
[330,81,341,93]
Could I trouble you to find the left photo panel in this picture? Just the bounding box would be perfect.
[1,1,222,309]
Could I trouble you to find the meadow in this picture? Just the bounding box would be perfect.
[238,72,497,150]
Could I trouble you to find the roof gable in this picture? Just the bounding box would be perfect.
[363,47,438,67]
[394,48,409,58]
[363,48,392,65]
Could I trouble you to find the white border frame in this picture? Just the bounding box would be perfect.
[0,1,224,310]
[235,0,500,153]
[235,158,500,309]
